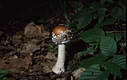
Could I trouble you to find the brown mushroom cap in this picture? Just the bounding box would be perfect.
[53,26,69,36]
[52,25,71,44]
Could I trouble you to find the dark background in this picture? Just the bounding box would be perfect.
[0,0,69,34]
[0,0,66,23]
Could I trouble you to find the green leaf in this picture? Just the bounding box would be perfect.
[100,37,117,56]
[107,0,113,3]
[120,6,126,21]
[81,27,105,43]
[100,0,106,4]
[79,54,107,69]
[114,33,123,42]
[77,47,94,59]
[120,13,126,21]
[98,16,105,24]
[90,2,100,10]
[79,55,126,80]
[97,8,107,23]
[75,9,92,30]
[77,51,87,59]
[106,32,114,38]
[118,0,126,9]
[0,70,8,79]
[102,55,126,78]
[102,62,122,77]
[103,18,115,25]
[106,32,123,42]
[95,71,109,80]
[110,7,123,19]
[2,77,8,80]
[112,55,126,69]
[78,64,109,80]
[0,70,8,75]
[100,0,113,4]
[68,61,77,72]
[77,16,92,30]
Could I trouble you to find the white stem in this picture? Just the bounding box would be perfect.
[52,44,65,74]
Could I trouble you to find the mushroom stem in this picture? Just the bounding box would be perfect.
[52,44,65,74]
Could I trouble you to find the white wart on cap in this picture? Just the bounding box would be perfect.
[52,25,71,44]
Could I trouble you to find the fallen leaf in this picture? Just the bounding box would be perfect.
[0,56,32,73]
[24,22,50,38]
[72,68,85,79]
[45,52,57,60]
[20,41,40,56]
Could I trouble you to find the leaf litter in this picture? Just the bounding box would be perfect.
[0,19,86,80]
[0,21,81,80]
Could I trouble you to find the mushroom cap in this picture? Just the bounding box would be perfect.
[52,25,71,44]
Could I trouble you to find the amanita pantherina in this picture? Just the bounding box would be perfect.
[52,25,71,74]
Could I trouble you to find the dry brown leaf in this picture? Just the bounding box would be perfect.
[20,41,40,56]
[41,62,55,73]
[0,55,32,73]
[24,56,32,69]
[24,22,50,38]
[45,52,57,60]
[72,68,85,80]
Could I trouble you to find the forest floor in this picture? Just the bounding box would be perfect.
[0,16,86,80]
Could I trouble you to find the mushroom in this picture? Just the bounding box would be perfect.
[52,25,71,74]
